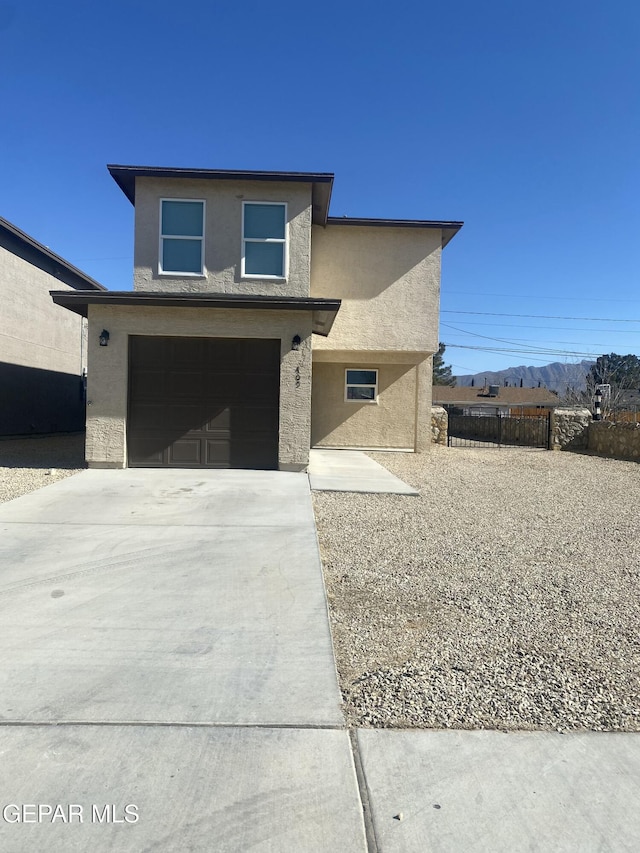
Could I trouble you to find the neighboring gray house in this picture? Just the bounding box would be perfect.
[52,165,462,470]
[0,216,105,435]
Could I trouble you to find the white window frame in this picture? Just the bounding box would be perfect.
[345,368,379,404]
[241,201,288,280]
[159,198,205,277]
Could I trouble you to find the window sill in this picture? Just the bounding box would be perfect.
[240,274,287,282]
[157,271,207,279]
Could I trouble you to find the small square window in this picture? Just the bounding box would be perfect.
[160,199,204,275]
[345,369,378,403]
[242,202,287,278]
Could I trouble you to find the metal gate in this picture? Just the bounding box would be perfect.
[447,413,550,449]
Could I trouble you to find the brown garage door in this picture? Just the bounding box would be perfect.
[128,336,280,469]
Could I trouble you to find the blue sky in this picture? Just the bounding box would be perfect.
[2,0,639,375]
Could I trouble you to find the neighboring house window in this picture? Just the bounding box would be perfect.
[242,202,287,278]
[345,369,378,403]
[160,199,205,275]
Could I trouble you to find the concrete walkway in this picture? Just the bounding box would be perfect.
[0,470,367,851]
[356,729,640,852]
[308,449,418,495]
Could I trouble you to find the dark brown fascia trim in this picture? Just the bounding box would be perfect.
[325,217,463,248]
[0,216,106,291]
[107,165,335,225]
[49,291,342,336]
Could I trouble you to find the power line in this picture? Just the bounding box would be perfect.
[448,362,478,372]
[439,318,640,333]
[442,345,566,364]
[444,343,598,359]
[446,334,618,348]
[442,310,640,323]
[445,290,640,303]
[441,322,600,357]
[440,322,616,352]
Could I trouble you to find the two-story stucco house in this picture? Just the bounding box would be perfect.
[1,215,105,436]
[52,165,462,470]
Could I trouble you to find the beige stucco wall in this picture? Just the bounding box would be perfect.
[86,305,313,470]
[132,178,313,298]
[311,357,423,450]
[310,224,441,353]
[0,245,86,374]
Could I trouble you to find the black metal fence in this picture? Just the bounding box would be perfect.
[447,414,550,449]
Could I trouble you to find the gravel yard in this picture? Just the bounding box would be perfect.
[0,434,85,503]
[313,446,640,731]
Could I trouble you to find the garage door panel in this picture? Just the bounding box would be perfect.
[128,336,280,469]
[202,373,239,399]
[131,405,208,434]
[242,374,280,400]
[230,440,276,470]
[132,405,230,434]
[130,337,166,366]
[127,438,166,466]
[167,439,203,466]
[165,405,209,432]
[242,339,281,365]
[167,370,204,398]
[205,408,231,430]
[170,338,206,365]
[130,370,165,399]
[205,439,231,466]
[129,403,169,430]
[207,339,242,363]
[233,406,279,434]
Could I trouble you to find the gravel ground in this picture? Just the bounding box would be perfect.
[0,434,85,503]
[313,446,640,731]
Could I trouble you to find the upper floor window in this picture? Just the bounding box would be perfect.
[242,202,287,278]
[160,199,205,275]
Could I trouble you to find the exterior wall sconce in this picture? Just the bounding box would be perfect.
[99,330,110,347]
[291,335,301,351]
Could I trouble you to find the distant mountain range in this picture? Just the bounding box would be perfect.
[455,360,595,394]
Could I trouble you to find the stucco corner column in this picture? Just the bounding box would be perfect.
[414,357,433,453]
[85,306,128,468]
[278,322,313,472]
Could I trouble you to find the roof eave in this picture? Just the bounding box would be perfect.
[107,165,335,225]
[0,216,106,291]
[50,290,341,336]
[325,217,463,247]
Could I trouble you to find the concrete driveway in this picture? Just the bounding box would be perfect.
[0,469,367,852]
[4,463,634,852]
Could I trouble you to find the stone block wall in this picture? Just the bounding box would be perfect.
[549,408,591,450]
[431,406,448,446]
[588,421,640,461]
